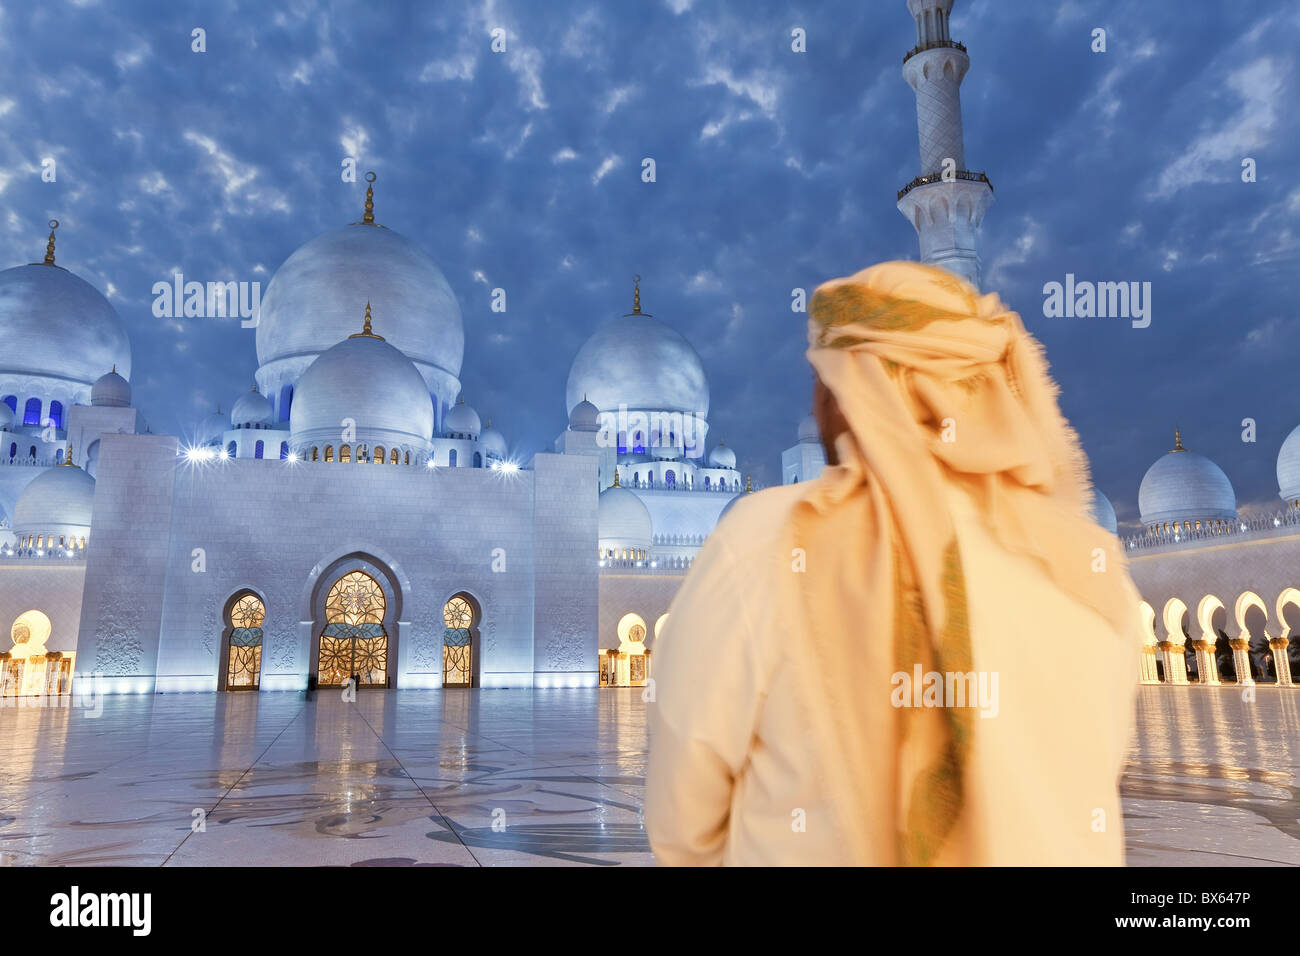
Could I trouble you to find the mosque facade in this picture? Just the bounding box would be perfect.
[0,0,1286,698]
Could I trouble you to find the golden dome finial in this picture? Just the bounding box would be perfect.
[43,219,58,266]
[613,469,621,487]
[362,171,376,225]
[111,364,116,374]
[1173,428,1186,452]
[745,474,753,493]
[632,274,641,314]
[348,300,385,340]
[62,443,76,467]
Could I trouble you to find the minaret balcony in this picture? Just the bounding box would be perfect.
[903,38,966,64]
[897,169,992,202]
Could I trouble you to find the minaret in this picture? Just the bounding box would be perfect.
[896,0,994,290]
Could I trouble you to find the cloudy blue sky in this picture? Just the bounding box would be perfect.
[1,0,1295,529]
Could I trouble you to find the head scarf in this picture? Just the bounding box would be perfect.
[789,261,1132,865]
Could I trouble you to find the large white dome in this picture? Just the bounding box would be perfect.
[444,399,480,438]
[1277,423,1300,504]
[256,224,464,389]
[598,485,653,552]
[290,318,434,455]
[566,308,709,419]
[13,463,95,538]
[0,263,131,385]
[1138,434,1236,527]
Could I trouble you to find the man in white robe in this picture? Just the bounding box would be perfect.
[645,262,1140,866]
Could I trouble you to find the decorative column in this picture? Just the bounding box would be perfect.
[1140,639,1161,683]
[897,0,994,290]
[1229,637,1254,686]
[1160,638,1189,684]
[1269,637,1293,686]
[1191,639,1221,685]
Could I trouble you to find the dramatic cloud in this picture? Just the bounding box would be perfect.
[0,0,1294,529]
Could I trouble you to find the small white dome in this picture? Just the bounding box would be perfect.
[1138,433,1236,527]
[0,402,13,430]
[230,387,273,427]
[1091,489,1118,533]
[797,414,820,443]
[196,408,227,447]
[445,399,481,438]
[90,367,131,407]
[13,462,95,538]
[1277,423,1300,503]
[708,442,736,469]
[569,397,599,432]
[290,319,434,454]
[480,423,507,460]
[599,485,653,551]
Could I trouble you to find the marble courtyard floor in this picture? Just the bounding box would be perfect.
[0,684,1295,866]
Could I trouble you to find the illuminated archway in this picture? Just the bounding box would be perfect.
[1232,590,1269,686]
[442,593,479,688]
[1161,598,1190,684]
[220,591,265,691]
[316,570,388,687]
[3,610,71,697]
[1195,594,1225,686]
[603,612,650,687]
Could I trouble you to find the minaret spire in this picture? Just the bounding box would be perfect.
[896,0,994,289]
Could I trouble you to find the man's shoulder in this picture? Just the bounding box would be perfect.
[710,482,810,555]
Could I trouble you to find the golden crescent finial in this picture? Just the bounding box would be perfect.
[362,171,376,225]
[1173,428,1185,452]
[43,219,59,266]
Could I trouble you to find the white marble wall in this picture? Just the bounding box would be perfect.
[73,434,601,692]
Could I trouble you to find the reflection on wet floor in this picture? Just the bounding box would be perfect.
[0,684,1293,865]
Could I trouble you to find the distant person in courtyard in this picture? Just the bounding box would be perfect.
[645,261,1141,866]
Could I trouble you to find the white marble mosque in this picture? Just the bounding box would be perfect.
[0,0,1295,870]
[0,0,1294,701]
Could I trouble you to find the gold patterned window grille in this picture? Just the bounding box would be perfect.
[226,593,265,690]
[317,571,388,687]
[442,595,475,687]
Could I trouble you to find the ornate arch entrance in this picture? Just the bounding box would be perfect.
[316,570,389,687]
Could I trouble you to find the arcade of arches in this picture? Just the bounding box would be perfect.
[1141,587,1300,687]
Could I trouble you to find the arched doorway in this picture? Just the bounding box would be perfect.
[316,570,389,687]
[602,612,649,687]
[441,593,479,688]
[220,591,265,690]
[3,610,70,696]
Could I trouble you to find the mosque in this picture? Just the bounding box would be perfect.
[0,0,1288,698]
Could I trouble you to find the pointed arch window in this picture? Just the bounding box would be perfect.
[22,398,40,426]
[224,592,265,690]
[48,401,64,429]
[374,445,385,464]
[442,594,476,688]
[254,439,264,459]
[340,444,351,463]
[317,571,388,687]
[390,449,399,465]
[448,449,458,467]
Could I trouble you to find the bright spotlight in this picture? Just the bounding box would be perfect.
[287,452,299,463]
